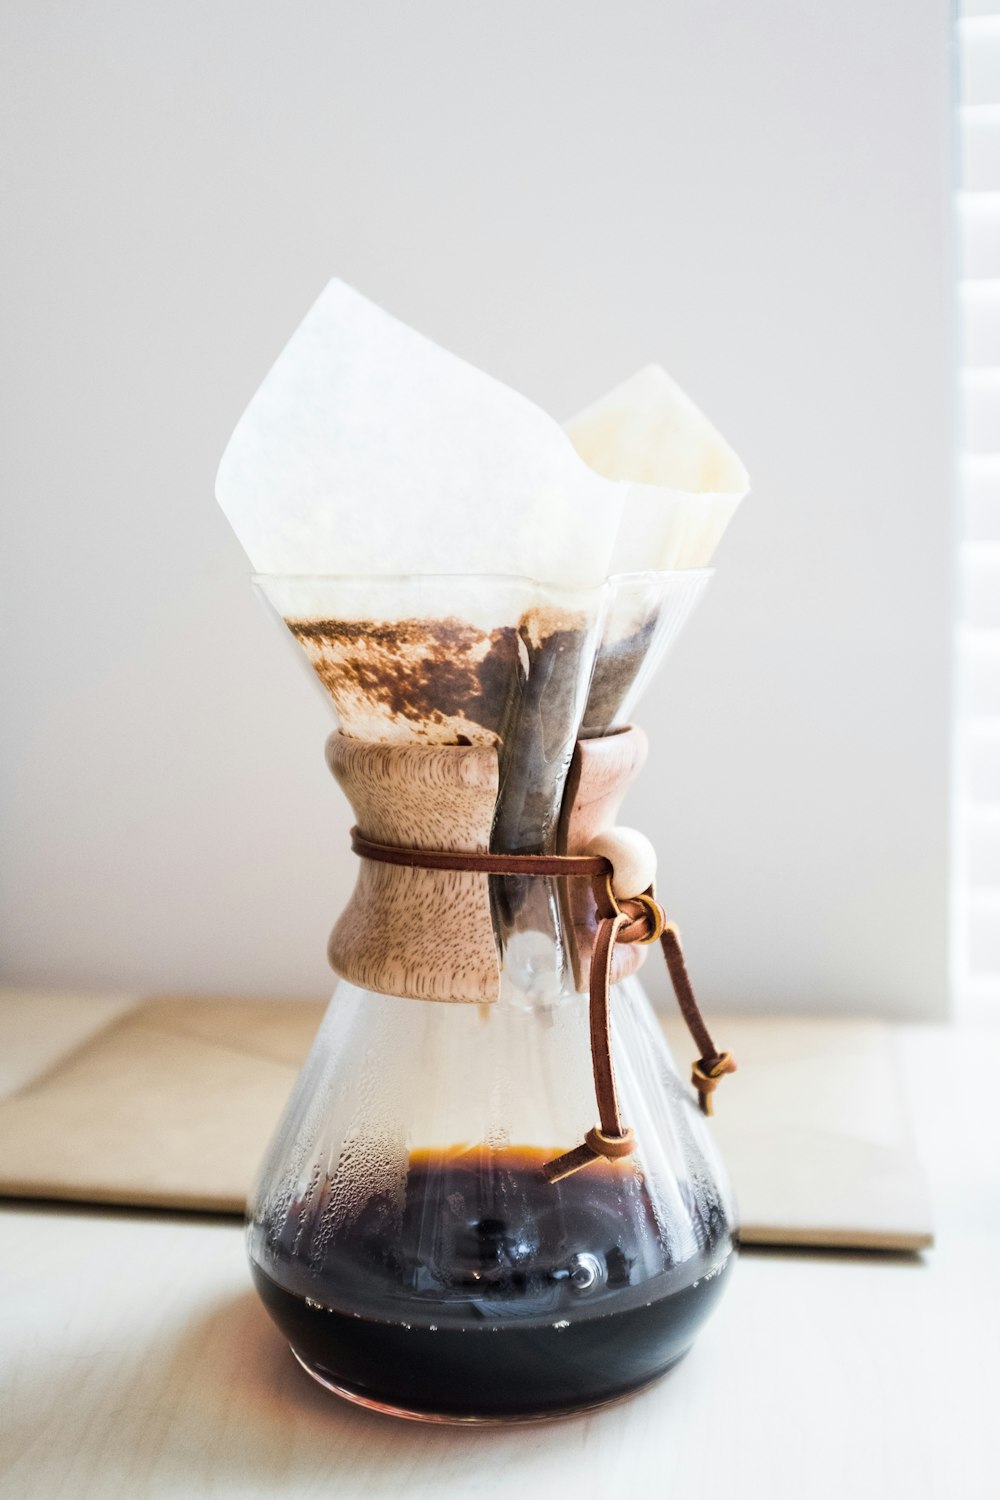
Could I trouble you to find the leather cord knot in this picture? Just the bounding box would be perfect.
[690,1051,738,1116]
[609,893,667,947]
[349,826,736,1181]
[586,1124,637,1158]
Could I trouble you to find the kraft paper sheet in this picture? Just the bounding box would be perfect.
[0,992,932,1250]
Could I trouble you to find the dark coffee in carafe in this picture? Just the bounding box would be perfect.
[251,1144,735,1420]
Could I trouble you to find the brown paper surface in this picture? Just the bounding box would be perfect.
[0,996,323,1213]
[663,1014,934,1252]
[0,993,932,1249]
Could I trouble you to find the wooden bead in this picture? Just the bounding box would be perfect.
[557,728,650,991]
[583,826,657,900]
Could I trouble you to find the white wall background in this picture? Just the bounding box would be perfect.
[0,1,954,1018]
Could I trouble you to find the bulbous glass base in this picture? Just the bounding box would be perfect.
[288,1344,699,1425]
[247,977,737,1421]
[257,1251,734,1421]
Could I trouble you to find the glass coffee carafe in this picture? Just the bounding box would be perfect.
[246,572,737,1422]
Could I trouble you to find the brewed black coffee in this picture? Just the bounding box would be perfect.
[251,1145,735,1419]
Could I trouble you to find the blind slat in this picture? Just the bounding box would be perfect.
[959,627,1000,717]
[959,193,1000,278]
[967,722,1000,801]
[965,807,1000,888]
[960,368,1000,450]
[961,110,1000,190]
[962,543,1000,626]
[960,280,1000,364]
[961,26,1000,107]
[960,454,1000,540]
[969,893,1000,973]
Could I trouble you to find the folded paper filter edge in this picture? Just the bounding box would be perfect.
[564,361,750,503]
[215,278,749,581]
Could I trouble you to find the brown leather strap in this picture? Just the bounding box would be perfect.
[660,923,737,1114]
[350,828,610,878]
[350,827,736,1180]
[540,908,637,1182]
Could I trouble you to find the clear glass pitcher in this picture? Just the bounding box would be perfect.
[246,572,736,1422]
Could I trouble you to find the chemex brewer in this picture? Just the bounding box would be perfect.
[216,280,750,1422]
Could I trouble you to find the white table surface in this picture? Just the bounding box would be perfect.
[1,1001,998,1500]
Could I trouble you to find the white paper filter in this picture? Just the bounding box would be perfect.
[217,280,620,587]
[563,364,749,572]
[216,280,749,587]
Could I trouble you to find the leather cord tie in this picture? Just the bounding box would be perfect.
[349,827,737,1182]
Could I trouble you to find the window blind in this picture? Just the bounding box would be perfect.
[959,5,1000,1006]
